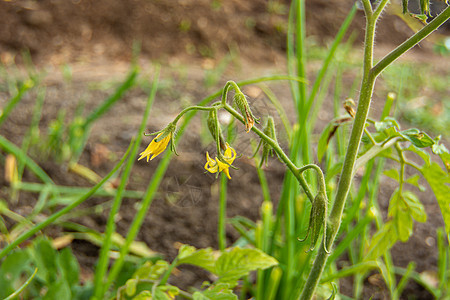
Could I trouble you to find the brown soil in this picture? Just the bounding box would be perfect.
[0,0,449,299]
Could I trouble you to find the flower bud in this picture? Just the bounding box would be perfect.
[207,109,226,151]
[233,92,259,132]
[298,191,329,253]
[260,116,278,167]
[344,98,356,118]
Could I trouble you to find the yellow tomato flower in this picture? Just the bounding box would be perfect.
[138,132,171,162]
[204,143,237,179]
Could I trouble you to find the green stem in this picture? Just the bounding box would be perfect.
[159,257,179,286]
[299,1,379,297]
[173,105,215,124]
[222,80,241,105]
[223,103,315,202]
[299,2,450,299]
[372,5,450,77]
[0,79,34,128]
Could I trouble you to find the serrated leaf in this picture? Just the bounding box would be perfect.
[399,129,434,148]
[383,169,400,182]
[405,174,426,191]
[403,191,427,223]
[126,278,138,297]
[432,143,448,155]
[133,260,169,281]
[421,163,450,234]
[177,245,216,273]
[432,143,450,172]
[388,190,413,242]
[193,283,238,300]
[409,13,428,22]
[439,152,450,173]
[154,285,179,300]
[214,247,278,283]
[133,290,152,300]
[375,117,400,132]
[406,145,431,166]
[365,222,398,261]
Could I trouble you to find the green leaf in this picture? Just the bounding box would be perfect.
[155,285,179,299]
[58,247,80,288]
[4,268,38,300]
[177,245,216,273]
[133,290,152,300]
[43,279,71,300]
[193,283,238,300]
[125,278,138,296]
[421,163,450,234]
[365,222,398,261]
[214,247,278,283]
[0,250,30,298]
[374,117,400,132]
[406,145,431,166]
[388,190,414,242]
[399,129,434,148]
[403,191,427,223]
[432,143,450,173]
[132,260,169,281]
[32,238,58,284]
[405,174,426,191]
[383,169,400,182]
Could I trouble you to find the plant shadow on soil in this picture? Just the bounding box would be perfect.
[0,0,449,298]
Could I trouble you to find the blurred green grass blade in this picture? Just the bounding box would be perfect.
[437,228,449,294]
[0,79,34,128]
[295,0,307,115]
[0,135,53,184]
[4,267,38,300]
[393,262,415,299]
[84,67,138,128]
[18,86,46,179]
[218,173,228,251]
[105,144,172,291]
[0,141,132,260]
[326,215,372,268]
[320,261,378,283]
[93,66,160,299]
[13,182,144,199]
[306,4,357,116]
[259,85,292,139]
[393,266,440,298]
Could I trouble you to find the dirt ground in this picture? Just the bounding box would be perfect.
[0,0,449,299]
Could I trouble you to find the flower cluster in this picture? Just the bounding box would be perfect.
[204,143,237,179]
[138,81,267,181]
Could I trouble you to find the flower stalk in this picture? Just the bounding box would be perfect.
[299,2,450,299]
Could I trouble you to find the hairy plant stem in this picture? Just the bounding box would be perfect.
[299,2,450,299]
[223,103,316,202]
